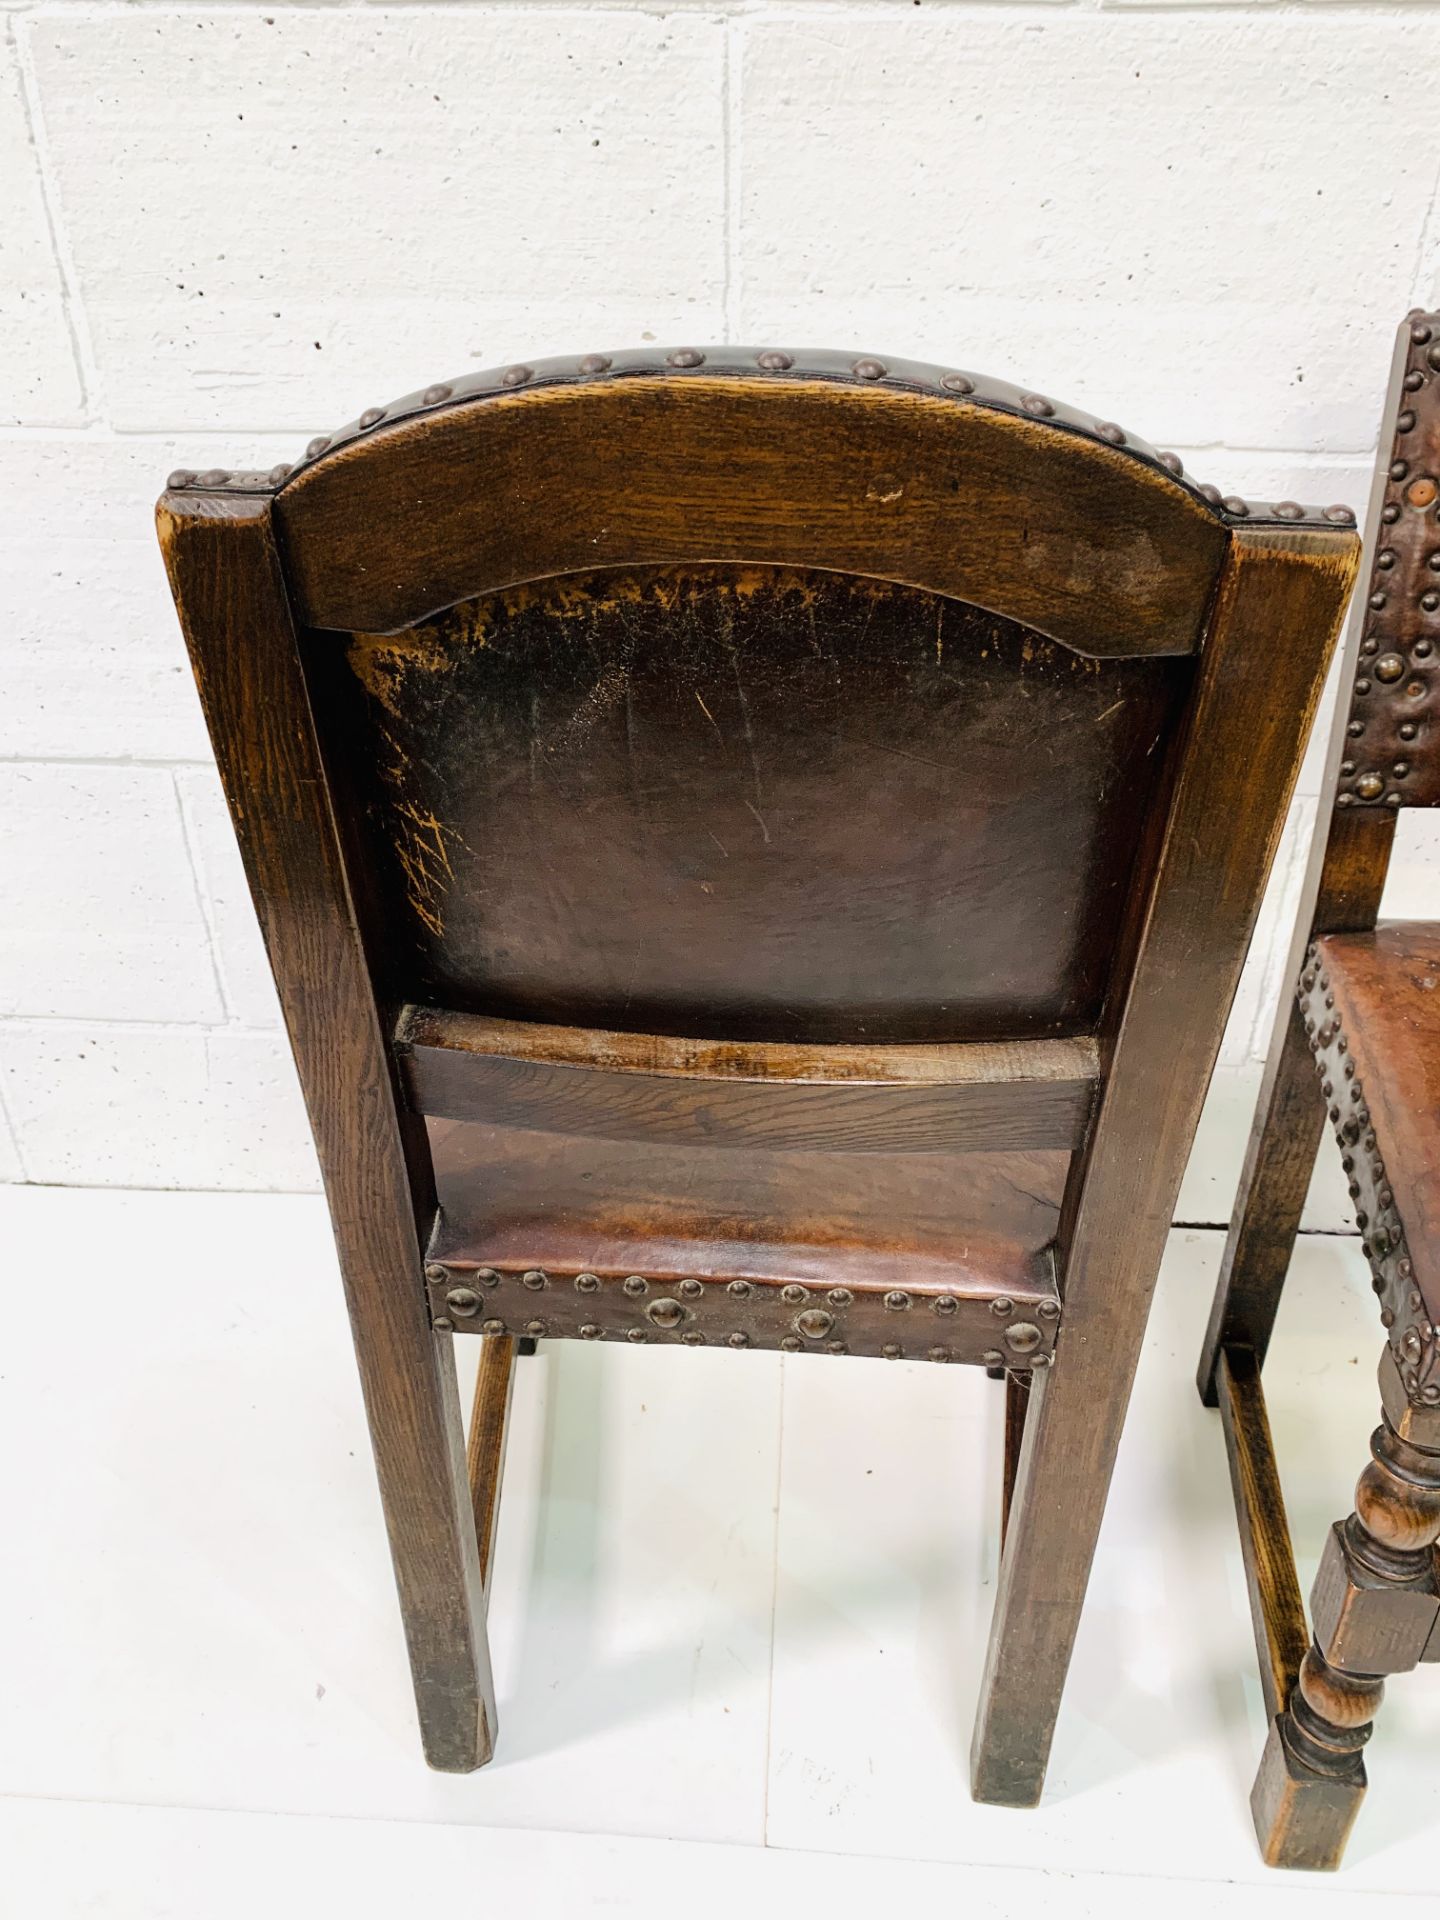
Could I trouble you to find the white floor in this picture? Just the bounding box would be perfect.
[2,1178,1436,1916]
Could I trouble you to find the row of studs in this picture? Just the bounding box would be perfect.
[1300,947,1440,1405]
[441,1314,1050,1369]
[425,1262,1058,1362]
[163,345,1356,530]
[1337,316,1440,807]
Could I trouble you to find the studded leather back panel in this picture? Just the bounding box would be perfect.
[1337,312,1440,810]
[311,564,1189,1046]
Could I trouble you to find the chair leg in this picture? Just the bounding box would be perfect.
[1252,1351,1440,1869]
[1001,1370,1031,1547]
[1197,998,1325,1405]
[350,1309,497,1772]
[970,1348,1126,1807]
[467,1334,518,1593]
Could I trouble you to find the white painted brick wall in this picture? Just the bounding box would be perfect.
[2,1,1438,1202]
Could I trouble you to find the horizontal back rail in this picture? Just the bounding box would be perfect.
[395,1006,1100,1155]
[273,374,1229,655]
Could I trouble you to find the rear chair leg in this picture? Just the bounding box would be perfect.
[1198,997,1326,1405]
[1253,1351,1440,1869]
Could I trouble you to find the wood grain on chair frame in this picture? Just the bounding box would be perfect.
[159,344,1357,1797]
[1199,310,1440,1870]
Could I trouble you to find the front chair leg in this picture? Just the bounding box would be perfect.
[1252,1352,1440,1869]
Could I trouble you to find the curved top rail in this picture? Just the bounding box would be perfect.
[162,346,1358,655]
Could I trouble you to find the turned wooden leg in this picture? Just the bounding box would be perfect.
[1253,1352,1440,1869]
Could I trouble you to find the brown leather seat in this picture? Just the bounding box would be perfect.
[1306,921,1440,1397]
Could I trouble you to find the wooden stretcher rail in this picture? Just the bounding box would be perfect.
[1217,1347,1310,1722]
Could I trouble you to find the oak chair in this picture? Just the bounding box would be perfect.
[1199,309,1440,1869]
[158,346,1358,1802]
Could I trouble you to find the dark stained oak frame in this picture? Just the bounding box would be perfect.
[1197,311,1440,1870]
[159,349,1358,1795]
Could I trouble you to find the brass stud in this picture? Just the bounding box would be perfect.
[1198,483,1222,505]
[883,1289,911,1311]
[646,1297,685,1329]
[682,1329,706,1346]
[268,463,293,485]
[1324,505,1356,525]
[306,437,330,459]
[197,469,230,487]
[580,1323,602,1339]
[446,1287,481,1318]
[1377,549,1397,570]
[622,1275,648,1297]
[667,348,705,368]
[757,350,793,370]
[928,1347,950,1363]
[1004,1321,1043,1354]
[781,1283,808,1305]
[432,1316,454,1332]
[781,1337,801,1352]
[852,357,887,380]
[727,1331,749,1349]
[825,1339,846,1355]
[1037,1298,1061,1320]
[827,1287,853,1307]
[1223,497,1249,517]
[1273,501,1304,521]
[1383,503,1401,524]
[1021,393,1054,417]
[1357,773,1385,800]
[1095,422,1125,446]
[982,1349,1005,1367]
[1374,653,1406,683]
[575,1272,600,1292]
[990,1297,1014,1318]
[1411,322,1433,345]
[1405,370,1424,391]
[1397,411,1418,434]
[679,1277,703,1298]
[627,1327,648,1344]
[167,470,194,488]
[526,1319,547,1338]
[933,1295,958,1315]
[358,407,386,429]
[727,1279,752,1299]
[422,383,453,404]
[795,1308,834,1342]
[481,1319,506,1336]
[475,1268,500,1287]
[1158,452,1183,476]
[501,364,533,387]
[941,372,974,394]
[577,354,612,375]
[881,1342,903,1359]
[1401,722,1419,741]
[522,1268,548,1290]
[1391,460,1409,482]
[424,1263,449,1283]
